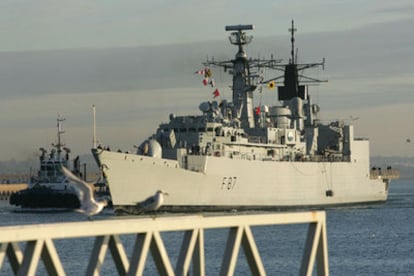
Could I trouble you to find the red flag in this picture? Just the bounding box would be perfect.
[195,69,205,75]
[213,89,220,98]
[255,106,261,115]
[202,78,209,86]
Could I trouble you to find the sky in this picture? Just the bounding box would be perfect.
[1,0,414,161]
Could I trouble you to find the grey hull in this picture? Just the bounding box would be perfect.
[94,143,388,210]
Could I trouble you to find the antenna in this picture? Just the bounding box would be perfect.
[226,25,254,44]
[225,24,255,55]
[289,20,297,63]
[92,105,97,149]
[225,24,254,31]
[55,115,66,160]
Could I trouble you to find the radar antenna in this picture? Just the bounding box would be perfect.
[225,25,254,59]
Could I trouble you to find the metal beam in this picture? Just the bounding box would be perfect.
[108,235,129,275]
[42,239,65,276]
[0,211,329,275]
[241,226,266,275]
[128,232,152,275]
[176,228,205,275]
[220,226,244,275]
[18,240,43,276]
[0,242,23,274]
[300,221,329,276]
[150,231,174,275]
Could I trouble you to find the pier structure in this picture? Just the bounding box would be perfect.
[0,211,329,275]
[0,184,27,202]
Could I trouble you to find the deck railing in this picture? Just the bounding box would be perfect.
[370,168,400,180]
[0,211,329,275]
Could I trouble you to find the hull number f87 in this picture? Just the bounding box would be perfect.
[221,176,237,190]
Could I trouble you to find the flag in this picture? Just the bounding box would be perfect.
[205,68,212,78]
[255,106,261,115]
[202,78,209,86]
[267,81,276,90]
[195,69,205,75]
[209,78,215,87]
[213,88,220,98]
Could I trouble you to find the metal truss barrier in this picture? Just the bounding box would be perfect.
[0,211,329,276]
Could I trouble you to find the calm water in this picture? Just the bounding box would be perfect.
[1,179,413,275]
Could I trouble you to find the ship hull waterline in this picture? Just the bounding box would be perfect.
[93,149,388,212]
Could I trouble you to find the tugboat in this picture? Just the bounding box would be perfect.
[93,22,399,214]
[10,116,81,210]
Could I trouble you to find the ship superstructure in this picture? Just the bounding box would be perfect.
[93,22,398,213]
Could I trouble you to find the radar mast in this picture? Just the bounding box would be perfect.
[205,25,281,129]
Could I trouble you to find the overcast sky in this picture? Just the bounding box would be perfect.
[1,0,414,161]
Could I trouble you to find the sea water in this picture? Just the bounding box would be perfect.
[1,180,413,275]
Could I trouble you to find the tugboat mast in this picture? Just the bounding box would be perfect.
[54,115,66,161]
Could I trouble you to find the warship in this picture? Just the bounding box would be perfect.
[93,22,398,214]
